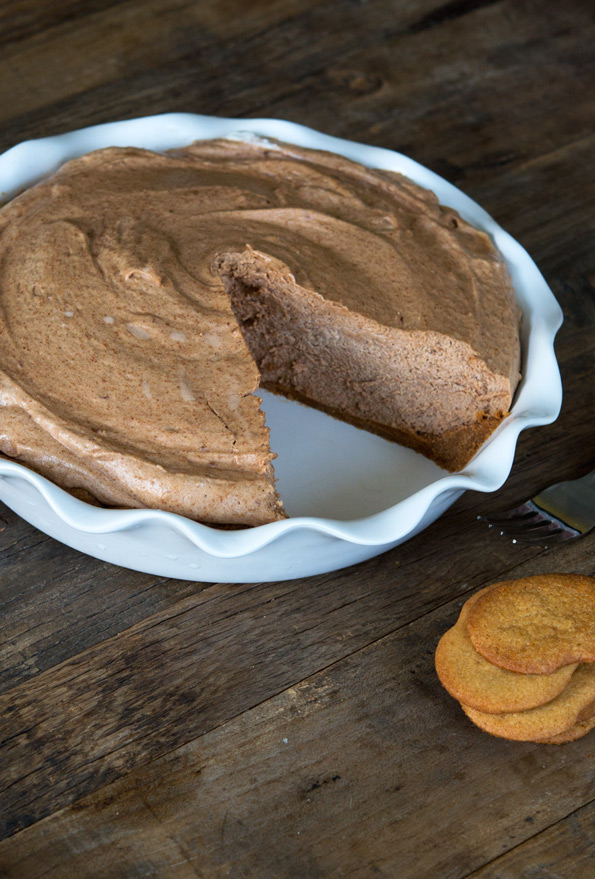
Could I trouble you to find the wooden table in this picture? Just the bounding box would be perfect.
[1,1,594,876]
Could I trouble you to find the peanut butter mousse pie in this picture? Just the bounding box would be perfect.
[0,137,521,526]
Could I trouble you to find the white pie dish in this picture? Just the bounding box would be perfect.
[0,113,562,582]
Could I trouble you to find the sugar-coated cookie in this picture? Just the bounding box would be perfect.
[435,588,578,713]
[466,574,595,674]
[460,663,595,741]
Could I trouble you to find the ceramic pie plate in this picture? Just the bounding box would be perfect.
[0,113,563,582]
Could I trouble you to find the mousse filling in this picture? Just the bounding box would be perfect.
[0,137,521,525]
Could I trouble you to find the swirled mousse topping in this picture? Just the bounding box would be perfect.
[0,137,520,525]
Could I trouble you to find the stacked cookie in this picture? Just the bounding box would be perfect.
[435,574,595,743]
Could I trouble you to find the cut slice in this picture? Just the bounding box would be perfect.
[216,247,514,472]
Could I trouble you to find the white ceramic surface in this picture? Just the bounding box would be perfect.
[0,114,563,581]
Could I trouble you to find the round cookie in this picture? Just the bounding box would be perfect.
[435,589,578,713]
[460,663,595,742]
[466,573,595,674]
[537,714,595,745]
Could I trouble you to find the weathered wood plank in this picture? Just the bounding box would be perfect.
[254,0,595,175]
[466,802,595,879]
[0,0,443,143]
[463,135,595,284]
[0,1,128,47]
[1,0,593,179]
[0,573,593,878]
[0,534,201,693]
[0,491,535,694]
[0,529,592,840]
[1,0,317,50]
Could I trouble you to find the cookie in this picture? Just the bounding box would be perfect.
[466,573,595,674]
[460,663,595,741]
[435,588,578,713]
[537,714,595,744]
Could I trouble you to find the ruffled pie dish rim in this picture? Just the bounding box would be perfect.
[0,114,562,581]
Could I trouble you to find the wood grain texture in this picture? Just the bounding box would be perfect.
[1,576,594,878]
[467,802,595,879]
[1,533,593,843]
[0,0,594,875]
